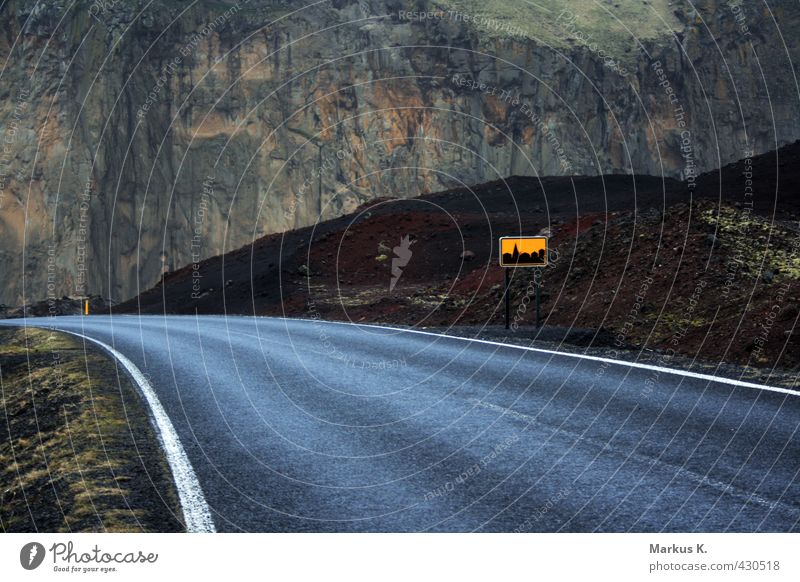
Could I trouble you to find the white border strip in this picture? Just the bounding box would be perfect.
[66,330,216,532]
[283,318,800,398]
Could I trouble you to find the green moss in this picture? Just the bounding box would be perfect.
[438,0,681,62]
[700,206,800,279]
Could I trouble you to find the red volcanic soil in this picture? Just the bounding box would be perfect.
[462,201,800,369]
[114,142,800,370]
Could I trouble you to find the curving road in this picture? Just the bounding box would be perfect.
[2,315,799,532]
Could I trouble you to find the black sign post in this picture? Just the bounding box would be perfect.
[504,269,511,330]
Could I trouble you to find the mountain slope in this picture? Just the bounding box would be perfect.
[113,142,800,369]
[1,0,800,306]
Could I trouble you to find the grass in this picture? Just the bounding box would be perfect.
[0,327,183,532]
[438,0,681,62]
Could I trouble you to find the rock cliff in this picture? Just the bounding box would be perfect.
[1,0,798,304]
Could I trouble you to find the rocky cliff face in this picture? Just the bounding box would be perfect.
[1,0,799,305]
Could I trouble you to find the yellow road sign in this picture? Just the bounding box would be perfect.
[499,236,548,267]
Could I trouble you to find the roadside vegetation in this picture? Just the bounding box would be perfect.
[0,327,182,532]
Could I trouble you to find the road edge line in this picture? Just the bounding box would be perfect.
[65,329,216,533]
[280,317,800,398]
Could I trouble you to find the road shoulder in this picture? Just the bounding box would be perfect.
[0,326,183,532]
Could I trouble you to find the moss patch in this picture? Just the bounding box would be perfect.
[0,327,183,532]
[439,0,681,62]
[700,205,800,279]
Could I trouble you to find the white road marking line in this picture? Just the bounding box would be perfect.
[65,330,216,533]
[281,317,800,398]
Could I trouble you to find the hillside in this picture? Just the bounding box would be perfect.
[113,141,800,370]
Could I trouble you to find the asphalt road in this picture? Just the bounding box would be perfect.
[3,315,799,532]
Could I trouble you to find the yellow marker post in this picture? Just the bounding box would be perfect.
[84,300,89,316]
